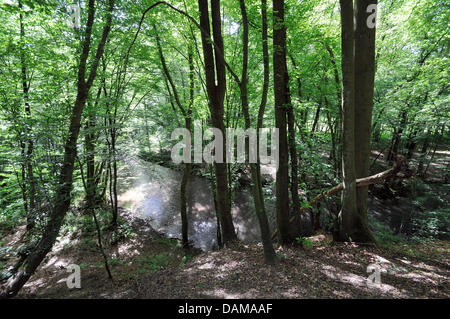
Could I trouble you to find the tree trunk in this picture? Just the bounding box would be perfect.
[354,0,377,243]
[155,28,195,248]
[337,0,358,242]
[85,89,100,211]
[310,102,321,137]
[273,0,291,245]
[406,128,418,159]
[324,96,338,173]
[198,0,237,245]
[239,0,276,264]
[388,109,407,162]
[19,0,36,233]
[324,43,342,173]
[285,63,302,236]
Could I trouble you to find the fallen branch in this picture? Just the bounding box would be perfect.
[271,156,415,240]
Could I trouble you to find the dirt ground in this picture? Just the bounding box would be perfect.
[2,208,448,299]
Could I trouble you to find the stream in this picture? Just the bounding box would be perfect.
[118,158,277,251]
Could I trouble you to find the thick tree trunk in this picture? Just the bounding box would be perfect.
[273,0,291,245]
[354,0,377,243]
[338,0,358,242]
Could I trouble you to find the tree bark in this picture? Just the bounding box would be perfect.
[310,102,321,137]
[388,109,407,162]
[197,0,237,245]
[354,0,377,243]
[239,0,276,264]
[338,0,358,242]
[155,28,195,248]
[273,0,291,245]
[19,0,36,233]
[285,63,302,236]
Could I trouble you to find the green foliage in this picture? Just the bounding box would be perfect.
[411,209,450,240]
[296,237,312,247]
[371,219,409,244]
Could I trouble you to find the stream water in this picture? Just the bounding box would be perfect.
[118,158,277,251]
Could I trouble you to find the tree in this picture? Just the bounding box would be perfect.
[337,0,358,242]
[1,0,115,298]
[273,0,291,245]
[18,0,36,234]
[353,0,377,242]
[238,0,276,264]
[197,0,237,245]
[155,26,195,248]
[338,0,377,242]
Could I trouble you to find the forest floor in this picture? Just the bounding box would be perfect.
[2,206,448,299]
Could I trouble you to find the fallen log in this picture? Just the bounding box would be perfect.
[271,156,415,240]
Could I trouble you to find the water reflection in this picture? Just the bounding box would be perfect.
[118,159,271,251]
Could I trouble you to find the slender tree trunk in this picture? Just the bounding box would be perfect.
[423,124,444,177]
[273,0,291,245]
[406,128,418,159]
[19,0,36,233]
[256,0,271,183]
[155,27,191,246]
[239,0,276,263]
[388,109,407,162]
[92,209,113,280]
[310,102,321,137]
[198,0,236,245]
[324,96,338,173]
[111,131,118,227]
[285,63,302,236]
[421,128,430,154]
[289,55,307,131]
[324,43,342,173]
[85,91,100,211]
